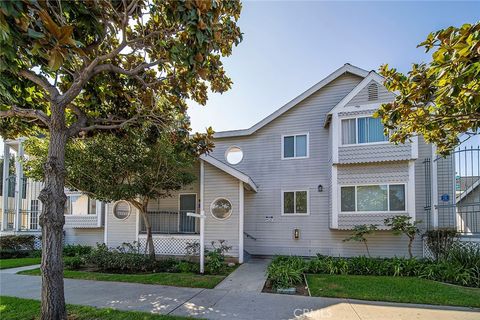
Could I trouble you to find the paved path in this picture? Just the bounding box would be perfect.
[214,258,269,292]
[1,263,479,320]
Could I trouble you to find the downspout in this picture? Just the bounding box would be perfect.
[238,181,244,263]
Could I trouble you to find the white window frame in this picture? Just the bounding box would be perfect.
[340,116,389,147]
[281,189,310,216]
[339,183,407,214]
[281,133,309,159]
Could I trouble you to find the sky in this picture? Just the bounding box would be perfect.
[187,1,480,136]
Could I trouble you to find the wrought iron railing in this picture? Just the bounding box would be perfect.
[139,211,199,234]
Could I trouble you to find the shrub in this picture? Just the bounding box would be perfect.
[384,215,421,258]
[266,256,306,289]
[423,228,458,260]
[64,256,84,270]
[63,244,92,257]
[205,240,231,275]
[343,224,378,257]
[0,250,30,259]
[0,235,36,251]
[85,244,157,273]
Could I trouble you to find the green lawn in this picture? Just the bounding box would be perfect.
[19,268,226,289]
[0,296,191,320]
[306,274,480,308]
[0,257,41,269]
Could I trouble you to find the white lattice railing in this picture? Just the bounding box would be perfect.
[138,234,199,256]
[64,215,100,228]
[423,237,480,259]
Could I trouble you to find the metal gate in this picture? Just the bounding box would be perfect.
[425,146,480,235]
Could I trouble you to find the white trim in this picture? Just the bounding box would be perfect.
[340,115,389,146]
[14,141,24,231]
[200,155,257,192]
[135,203,139,242]
[138,233,200,240]
[408,160,416,220]
[104,203,109,244]
[281,132,310,160]
[431,145,439,228]
[328,72,387,115]
[1,143,10,231]
[339,183,408,214]
[200,161,205,274]
[210,197,233,220]
[178,193,198,232]
[112,200,131,220]
[331,165,338,228]
[224,146,244,165]
[281,189,310,216]
[214,64,369,138]
[238,181,244,263]
[411,136,419,159]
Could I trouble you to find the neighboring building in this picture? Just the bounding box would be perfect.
[1,64,478,261]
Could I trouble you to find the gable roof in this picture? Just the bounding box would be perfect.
[200,154,258,192]
[214,63,369,139]
[323,71,388,127]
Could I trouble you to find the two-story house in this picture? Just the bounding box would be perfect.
[3,63,476,261]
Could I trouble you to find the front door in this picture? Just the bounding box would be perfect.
[179,194,197,233]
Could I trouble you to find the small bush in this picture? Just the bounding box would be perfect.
[63,244,92,257]
[266,256,306,289]
[64,256,84,270]
[0,250,30,259]
[423,228,458,260]
[85,244,157,273]
[0,235,36,251]
[205,240,231,275]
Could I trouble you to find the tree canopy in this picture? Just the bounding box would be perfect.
[376,22,480,155]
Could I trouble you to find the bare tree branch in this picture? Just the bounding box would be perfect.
[18,70,60,99]
[0,105,50,126]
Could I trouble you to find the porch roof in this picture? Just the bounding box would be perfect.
[200,154,258,192]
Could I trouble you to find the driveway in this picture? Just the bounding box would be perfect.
[1,263,479,320]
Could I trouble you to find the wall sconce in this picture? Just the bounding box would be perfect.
[317,185,323,192]
[293,228,300,240]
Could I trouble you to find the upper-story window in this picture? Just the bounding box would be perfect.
[282,133,308,159]
[341,184,406,213]
[341,116,387,145]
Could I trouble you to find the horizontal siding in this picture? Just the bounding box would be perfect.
[345,80,395,106]
[338,143,412,164]
[105,202,137,248]
[204,162,240,258]
[65,228,104,246]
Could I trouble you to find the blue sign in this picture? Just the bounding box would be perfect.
[441,194,450,202]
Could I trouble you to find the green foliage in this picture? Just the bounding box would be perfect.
[205,240,232,275]
[306,252,480,288]
[376,22,480,155]
[384,215,422,258]
[423,228,458,260]
[0,235,36,251]
[343,224,378,257]
[266,256,307,289]
[63,244,92,257]
[64,256,84,270]
[85,244,157,273]
[0,0,243,139]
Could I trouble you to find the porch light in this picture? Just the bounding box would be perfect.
[294,228,300,240]
[317,185,323,192]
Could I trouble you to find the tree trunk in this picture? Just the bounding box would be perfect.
[364,241,371,257]
[408,238,413,258]
[138,207,155,259]
[38,125,67,320]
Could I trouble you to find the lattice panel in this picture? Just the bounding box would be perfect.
[423,238,480,260]
[138,236,199,256]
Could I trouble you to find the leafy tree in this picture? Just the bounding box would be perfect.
[376,23,480,155]
[384,215,421,258]
[0,1,242,319]
[25,120,211,259]
[343,224,378,257]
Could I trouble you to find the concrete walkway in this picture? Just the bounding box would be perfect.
[1,263,479,320]
[214,258,269,292]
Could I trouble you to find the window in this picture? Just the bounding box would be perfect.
[282,190,309,215]
[210,198,232,220]
[340,184,406,212]
[64,195,80,215]
[283,134,308,159]
[225,146,243,165]
[88,198,96,215]
[341,117,387,145]
[30,200,39,230]
[113,200,131,219]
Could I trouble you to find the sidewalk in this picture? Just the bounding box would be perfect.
[1,264,479,320]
